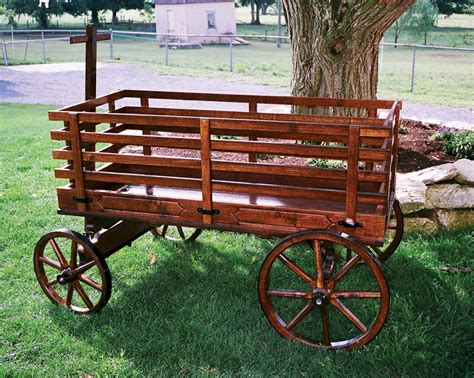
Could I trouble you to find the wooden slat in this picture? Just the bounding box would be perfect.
[69,114,87,212]
[122,89,399,110]
[119,106,387,126]
[345,127,360,224]
[200,119,213,224]
[248,102,258,163]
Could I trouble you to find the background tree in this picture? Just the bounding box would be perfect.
[240,0,269,24]
[435,0,473,15]
[282,0,416,115]
[408,0,439,45]
[4,0,65,28]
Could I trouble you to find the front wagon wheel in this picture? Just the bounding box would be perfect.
[258,230,390,350]
[34,229,111,314]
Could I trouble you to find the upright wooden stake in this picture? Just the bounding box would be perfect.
[70,24,111,101]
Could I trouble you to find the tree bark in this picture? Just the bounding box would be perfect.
[250,0,256,24]
[283,0,415,115]
[91,9,99,25]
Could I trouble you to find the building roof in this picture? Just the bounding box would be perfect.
[155,0,234,4]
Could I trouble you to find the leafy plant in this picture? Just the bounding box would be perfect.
[306,158,347,169]
[432,130,474,159]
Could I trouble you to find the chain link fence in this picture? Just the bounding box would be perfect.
[1,29,473,106]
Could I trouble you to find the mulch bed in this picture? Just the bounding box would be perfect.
[122,118,457,174]
[397,119,456,173]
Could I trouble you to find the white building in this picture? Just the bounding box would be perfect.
[155,0,237,44]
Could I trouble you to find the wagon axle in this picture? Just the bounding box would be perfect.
[312,290,328,307]
[56,268,72,285]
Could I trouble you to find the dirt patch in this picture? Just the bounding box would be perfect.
[397,119,457,172]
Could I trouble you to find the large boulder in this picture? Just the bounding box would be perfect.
[454,159,474,185]
[396,174,427,213]
[404,163,458,185]
[436,209,474,229]
[426,184,474,209]
[404,217,438,234]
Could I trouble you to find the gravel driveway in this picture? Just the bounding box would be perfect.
[1,62,472,126]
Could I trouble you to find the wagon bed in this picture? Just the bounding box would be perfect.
[49,90,401,246]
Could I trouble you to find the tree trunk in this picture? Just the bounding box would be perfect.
[424,30,427,45]
[254,3,262,25]
[250,0,256,24]
[91,9,99,25]
[394,20,399,47]
[112,10,119,25]
[283,0,415,115]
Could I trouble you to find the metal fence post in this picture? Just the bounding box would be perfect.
[277,0,282,48]
[1,43,8,66]
[11,26,15,59]
[229,38,233,72]
[41,29,46,62]
[410,45,417,93]
[165,34,169,65]
[109,28,114,60]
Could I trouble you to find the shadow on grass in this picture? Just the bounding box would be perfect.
[47,231,473,375]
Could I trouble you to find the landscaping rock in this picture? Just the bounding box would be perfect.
[426,184,474,209]
[404,163,457,185]
[395,174,427,214]
[454,159,474,185]
[436,209,474,229]
[404,217,438,234]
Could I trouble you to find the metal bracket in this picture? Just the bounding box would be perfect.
[198,208,220,215]
[338,220,363,229]
[73,196,93,204]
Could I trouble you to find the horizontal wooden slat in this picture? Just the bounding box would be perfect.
[120,106,387,126]
[70,33,111,44]
[122,89,400,110]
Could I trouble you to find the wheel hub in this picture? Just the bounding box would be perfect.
[312,289,328,307]
[56,268,72,285]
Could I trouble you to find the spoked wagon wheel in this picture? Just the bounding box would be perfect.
[371,198,404,263]
[34,229,112,314]
[151,225,202,242]
[258,230,390,350]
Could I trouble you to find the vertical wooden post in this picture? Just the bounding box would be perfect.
[85,24,97,101]
[248,102,258,163]
[200,118,213,224]
[69,113,88,213]
[345,126,361,229]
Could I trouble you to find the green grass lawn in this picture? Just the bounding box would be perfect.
[0,104,473,376]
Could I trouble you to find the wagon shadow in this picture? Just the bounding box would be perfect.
[49,234,468,371]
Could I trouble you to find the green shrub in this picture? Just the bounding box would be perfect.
[432,130,473,159]
[306,158,347,169]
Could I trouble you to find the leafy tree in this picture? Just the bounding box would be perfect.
[282,0,416,115]
[435,0,473,15]
[4,0,65,28]
[240,0,275,24]
[408,0,439,45]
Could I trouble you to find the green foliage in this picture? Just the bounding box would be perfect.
[435,0,474,15]
[306,158,347,169]
[432,130,474,159]
[4,0,66,28]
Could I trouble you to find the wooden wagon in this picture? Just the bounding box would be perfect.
[34,27,404,350]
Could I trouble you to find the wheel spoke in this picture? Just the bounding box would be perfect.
[39,255,62,270]
[331,291,381,299]
[326,254,361,289]
[73,282,94,309]
[79,274,102,292]
[70,241,78,269]
[321,306,330,346]
[66,283,74,306]
[177,226,186,240]
[71,260,96,276]
[161,225,168,238]
[45,278,58,287]
[313,240,324,288]
[267,289,310,299]
[49,239,69,268]
[331,298,368,334]
[277,254,316,286]
[286,302,315,331]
